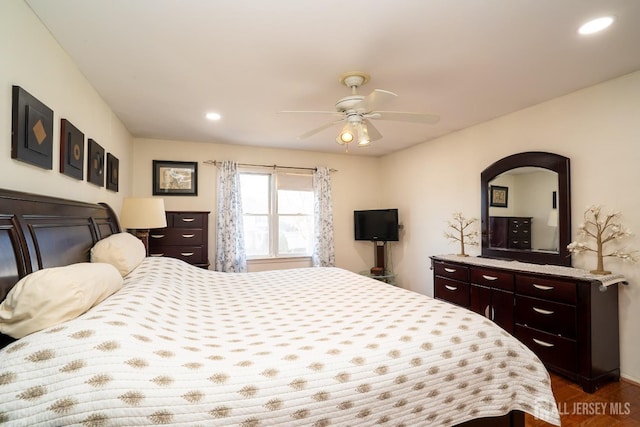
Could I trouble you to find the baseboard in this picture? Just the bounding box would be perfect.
[621,374,640,388]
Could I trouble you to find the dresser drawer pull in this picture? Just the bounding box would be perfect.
[533,307,555,315]
[444,268,456,273]
[181,234,195,238]
[533,284,554,291]
[150,234,165,239]
[482,275,498,281]
[532,338,555,348]
[181,218,195,222]
[181,252,195,257]
[444,285,458,291]
[150,253,164,257]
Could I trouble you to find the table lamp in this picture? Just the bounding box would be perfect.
[119,197,167,255]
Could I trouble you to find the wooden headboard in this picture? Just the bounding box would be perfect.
[0,188,120,347]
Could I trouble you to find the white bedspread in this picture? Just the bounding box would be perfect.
[0,257,560,426]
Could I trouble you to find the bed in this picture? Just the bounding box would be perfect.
[0,189,560,426]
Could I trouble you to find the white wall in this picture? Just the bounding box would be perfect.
[0,0,132,210]
[131,138,384,272]
[381,71,640,383]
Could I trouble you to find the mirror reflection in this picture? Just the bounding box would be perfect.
[488,167,559,253]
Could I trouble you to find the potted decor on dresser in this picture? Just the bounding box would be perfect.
[567,205,638,274]
[444,212,479,257]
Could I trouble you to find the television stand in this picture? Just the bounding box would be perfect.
[372,241,387,273]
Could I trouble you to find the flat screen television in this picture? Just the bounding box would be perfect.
[354,209,399,241]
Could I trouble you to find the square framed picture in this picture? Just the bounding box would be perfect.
[87,139,105,187]
[60,119,85,180]
[106,153,119,192]
[153,160,198,196]
[490,185,508,208]
[11,86,54,170]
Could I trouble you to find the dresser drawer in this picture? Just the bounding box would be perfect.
[169,212,205,228]
[434,277,469,308]
[434,261,468,282]
[516,275,577,304]
[149,228,204,246]
[514,325,577,374]
[149,246,205,264]
[470,267,514,291]
[515,295,576,338]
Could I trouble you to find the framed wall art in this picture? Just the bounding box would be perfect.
[11,86,54,169]
[87,139,105,187]
[59,119,85,180]
[152,160,198,196]
[490,185,509,208]
[106,153,119,192]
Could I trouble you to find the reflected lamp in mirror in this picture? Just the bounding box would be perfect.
[119,197,167,255]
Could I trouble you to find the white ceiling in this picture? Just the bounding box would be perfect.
[26,0,640,157]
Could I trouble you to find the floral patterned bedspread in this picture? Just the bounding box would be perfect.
[0,257,560,426]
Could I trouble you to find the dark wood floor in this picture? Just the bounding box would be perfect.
[526,374,640,426]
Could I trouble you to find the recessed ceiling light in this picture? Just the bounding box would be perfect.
[578,16,614,35]
[205,112,221,121]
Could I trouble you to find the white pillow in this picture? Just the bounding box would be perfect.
[90,232,145,276]
[0,263,122,339]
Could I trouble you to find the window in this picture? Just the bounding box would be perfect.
[240,170,314,258]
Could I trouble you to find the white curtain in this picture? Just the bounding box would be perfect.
[215,161,247,272]
[312,166,335,267]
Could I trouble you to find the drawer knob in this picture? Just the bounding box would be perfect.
[533,284,554,291]
[533,307,555,315]
[181,252,195,257]
[444,285,458,291]
[182,218,195,222]
[182,234,195,238]
[444,268,456,273]
[150,234,165,239]
[482,275,498,281]
[532,338,555,348]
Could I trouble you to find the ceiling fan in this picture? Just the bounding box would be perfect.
[281,71,439,149]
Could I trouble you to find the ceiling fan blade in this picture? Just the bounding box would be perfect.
[371,111,440,124]
[297,119,343,139]
[280,110,342,115]
[356,89,397,113]
[363,119,382,142]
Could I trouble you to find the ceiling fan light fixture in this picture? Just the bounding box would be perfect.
[337,123,355,144]
[357,123,371,146]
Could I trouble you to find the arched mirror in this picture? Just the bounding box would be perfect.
[481,152,571,266]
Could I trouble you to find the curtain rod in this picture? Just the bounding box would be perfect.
[202,160,337,172]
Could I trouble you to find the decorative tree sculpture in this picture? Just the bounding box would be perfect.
[445,212,479,257]
[567,205,638,275]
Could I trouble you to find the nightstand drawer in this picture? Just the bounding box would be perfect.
[149,246,205,263]
[434,261,468,282]
[470,267,514,291]
[434,277,469,308]
[149,228,204,245]
[169,212,205,228]
[515,325,577,374]
[516,275,577,304]
[515,295,576,338]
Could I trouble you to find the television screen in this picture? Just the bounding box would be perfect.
[354,209,399,241]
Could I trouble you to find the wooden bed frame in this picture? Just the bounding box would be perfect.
[0,188,524,427]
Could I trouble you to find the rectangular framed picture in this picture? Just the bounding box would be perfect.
[11,86,54,170]
[153,160,198,196]
[87,138,105,187]
[490,185,508,208]
[106,153,119,192]
[60,119,85,180]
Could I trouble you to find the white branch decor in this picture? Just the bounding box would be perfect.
[567,205,638,275]
[444,212,479,257]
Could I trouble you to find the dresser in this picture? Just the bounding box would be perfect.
[149,211,210,268]
[431,254,624,393]
[489,216,532,249]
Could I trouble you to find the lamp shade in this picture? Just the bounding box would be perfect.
[120,197,167,229]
